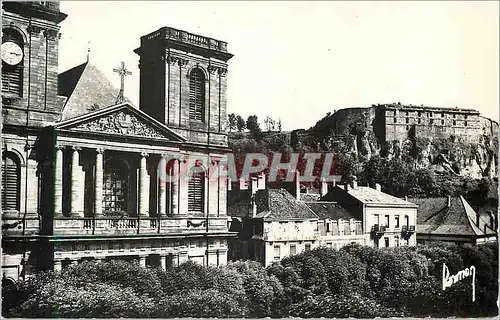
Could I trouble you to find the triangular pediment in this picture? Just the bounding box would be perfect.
[55,103,185,142]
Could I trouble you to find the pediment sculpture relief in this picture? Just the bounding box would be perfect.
[72,111,166,138]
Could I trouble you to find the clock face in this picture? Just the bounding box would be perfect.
[1,41,23,66]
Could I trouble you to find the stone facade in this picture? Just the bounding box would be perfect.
[1,2,235,283]
[324,184,418,248]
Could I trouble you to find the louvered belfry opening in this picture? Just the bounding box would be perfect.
[1,28,24,97]
[188,68,205,122]
[188,166,205,213]
[2,153,20,212]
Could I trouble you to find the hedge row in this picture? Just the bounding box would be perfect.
[2,242,497,318]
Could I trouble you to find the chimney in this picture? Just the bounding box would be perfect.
[487,211,495,231]
[447,196,451,208]
[257,173,266,191]
[320,179,328,197]
[251,176,258,195]
[375,183,381,192]
[295,170,300,201]
[239,178,248,190]
[352,180,358,189]
[251,193,257,218]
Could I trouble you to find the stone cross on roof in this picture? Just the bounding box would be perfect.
[113,61,132,104]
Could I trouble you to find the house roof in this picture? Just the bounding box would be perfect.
[345,186,417,207]
[227,188,318,221]
[409,196,496,237]
[304,201,359,221]
[58,62,131,120]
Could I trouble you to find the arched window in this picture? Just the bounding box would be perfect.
[187,165,205,212]
[2,28,24,96]
[103,159,129,214]
[2,152,21,212]
[188,68,205,122]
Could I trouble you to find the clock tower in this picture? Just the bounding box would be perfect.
[134,27,233,147]
[1,1,67,127]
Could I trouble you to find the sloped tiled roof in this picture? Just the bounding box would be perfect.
[300,193,321,202]
[347,186,417,207]
[227,188,318,221]
[304,201,359,221]
[409,196,496,236]
[58,62,131,120]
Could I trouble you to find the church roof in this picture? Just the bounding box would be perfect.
[409,196,496,237]
[58,61,131,120]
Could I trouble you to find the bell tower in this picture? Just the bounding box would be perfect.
[134,27,233,147]
[1,1,67,127]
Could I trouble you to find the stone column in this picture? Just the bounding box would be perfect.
[158,154,167,216]
[139,153,150,217]
[71,147,84,217]
[94,148,104,216]
[53,260,62,272]
[54,145,64,216]
[171,159,179,215]
[160,254,167,270]
[138,255,146,268]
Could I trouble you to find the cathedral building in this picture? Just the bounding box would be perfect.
[1,2,235,283]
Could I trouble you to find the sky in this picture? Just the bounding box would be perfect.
[58,1,499,130]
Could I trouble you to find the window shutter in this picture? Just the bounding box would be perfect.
[189,69,205,121]
[2,155,20,211]
[1,66,23,96]
[188,171,204,212]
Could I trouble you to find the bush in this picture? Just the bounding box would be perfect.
[3,243,497,318]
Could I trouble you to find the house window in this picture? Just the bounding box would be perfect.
[2,29,24,97]
[188,165,205,212]
[418,111,421,117]
[103,159,129,214]
[404,215,409,227]
[453,120,456,125]
[464,114,468,119]
[304,243,311,251]
[418,118,421,124]
[465,121,468,127]
[384,237,390,247]
[395,216,400,228]
[405,118,409,124]
[430,119,434,125]
[290,244,296,256]
[326,222,330,233]
[1,152,20,212]
[385,215,390,227]
[395,236,400,247]
[441,119,444,125]
[188,68,205,121]
[441,113,444,117]
[274,245,281,260]
[393,117,397,124]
